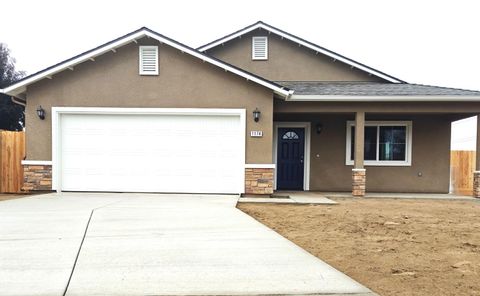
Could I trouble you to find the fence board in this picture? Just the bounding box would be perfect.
[450,150,475,195]
[0,131,25,193]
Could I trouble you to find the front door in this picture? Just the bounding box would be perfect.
[276,128,305,190]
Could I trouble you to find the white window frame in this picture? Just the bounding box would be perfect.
[139,45,159,75]
[345,121,412,166]
[252,36,268,60]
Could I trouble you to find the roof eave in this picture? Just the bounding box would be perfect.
[289,95,480,102]
[198,22,403,84]
[3,27,290,99]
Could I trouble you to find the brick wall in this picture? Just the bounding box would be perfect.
[245,168,274,195]
[23,165,52,191]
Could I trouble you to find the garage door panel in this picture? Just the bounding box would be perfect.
[59,112,243,193]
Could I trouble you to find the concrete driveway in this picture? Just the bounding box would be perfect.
[0,193,375,296]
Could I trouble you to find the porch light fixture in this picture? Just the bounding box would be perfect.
[316,123,323,134]
[36,106,46,120]
[253,108,261,122]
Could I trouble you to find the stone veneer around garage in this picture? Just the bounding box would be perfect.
[245,168,274,195]
[23,164,53,191]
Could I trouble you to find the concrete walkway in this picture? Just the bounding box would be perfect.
[240,192,338,204]
[0,193,375,296]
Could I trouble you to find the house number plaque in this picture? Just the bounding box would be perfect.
[250,131,263,137]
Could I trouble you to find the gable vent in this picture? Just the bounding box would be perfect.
[252,36,268,60]
[139,46,159,75]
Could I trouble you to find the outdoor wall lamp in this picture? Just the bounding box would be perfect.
[253,108,261,122]
[316,123,323,134]
[36,106,46,120]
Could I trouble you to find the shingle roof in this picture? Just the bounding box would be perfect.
[276,82,480,97]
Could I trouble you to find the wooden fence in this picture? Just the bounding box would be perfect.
[450,150,475,195]
[0,131,25,193]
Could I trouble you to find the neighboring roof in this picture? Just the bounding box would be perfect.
[277,82,480,101]
[2,27,293,98]
[197,21,404,84]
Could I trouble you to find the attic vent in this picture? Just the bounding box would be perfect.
[139,46,158,75]
[252,36,268,60]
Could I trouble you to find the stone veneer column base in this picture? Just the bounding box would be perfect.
[245,168,274,195]
[23,164,53,191]
[473,171,480,198]
[352,168,366,197]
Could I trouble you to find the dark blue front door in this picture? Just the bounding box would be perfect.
[277,128,305,190]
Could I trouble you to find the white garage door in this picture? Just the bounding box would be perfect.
[55,109,245,193]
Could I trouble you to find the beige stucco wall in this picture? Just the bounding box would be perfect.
[206,30,384,82]
[25,38,274,164]
[274,113,451,193]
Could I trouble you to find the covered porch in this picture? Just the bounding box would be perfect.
[273,82,480,197]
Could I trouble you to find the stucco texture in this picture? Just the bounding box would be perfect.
[206,29,384,82]
[25,38,274,164]
[274,113,451,193]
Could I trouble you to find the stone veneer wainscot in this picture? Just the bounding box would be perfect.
[352,168,366,197]
[23,164,52,191]
[245,168,274,195]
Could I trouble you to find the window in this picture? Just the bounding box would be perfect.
[346,121,412,166]
[282,131,299,140]
[252,36,268,60]
[139,46,158,75]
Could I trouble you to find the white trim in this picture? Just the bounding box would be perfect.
[273,122,311,191]
[139,45,159,75]
[352,168,366,172]
[290,95,480,102]
[52,107,246,193]
[245,164,275,169]
[3,29,291,98]
[21,160,52,165]
[198,23,402,83]
[252,36,268,60]
[345,120,413,167]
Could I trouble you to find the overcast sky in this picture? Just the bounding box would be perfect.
[2,0,480,92]
[2,0,480,148]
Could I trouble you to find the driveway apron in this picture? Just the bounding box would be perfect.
[0,193,375,296]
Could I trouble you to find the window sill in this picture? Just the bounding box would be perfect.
[346,161,411,167]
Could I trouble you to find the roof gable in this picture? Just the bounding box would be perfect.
[198,21,403,84]
[2,27,292,98]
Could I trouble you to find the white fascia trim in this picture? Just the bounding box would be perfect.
[21,160,53,165]
[245,164,275,169]
[198,23,401,83]
[4,29,290,98]
[290,95,480,102]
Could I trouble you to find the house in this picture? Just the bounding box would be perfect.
[2,21,480,197]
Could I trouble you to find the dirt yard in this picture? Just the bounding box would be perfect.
[238,198,480,296]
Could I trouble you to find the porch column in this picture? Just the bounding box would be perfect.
[352,111,366,197]
[474,116,480,198]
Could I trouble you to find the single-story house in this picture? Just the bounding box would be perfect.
[2,21,480,197]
